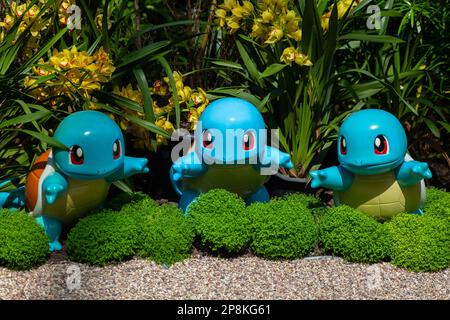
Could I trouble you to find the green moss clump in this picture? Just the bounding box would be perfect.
[0,210,49,270]
[66,210,138,265]
[136,205,194,265]
[387,213,450,272]
[281,193,327,222]
[187,189,251,254]
[319,205,391,263]
[105,192,158,212]
[424,188,450,221]
[248,199,317,259]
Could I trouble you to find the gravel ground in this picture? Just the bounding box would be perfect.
[0,252,448,300]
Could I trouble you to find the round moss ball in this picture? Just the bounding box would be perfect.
[187,189,250,254]
[0,210,49,270]
[281,193,327,222]
[105,192,158,212]
[387,213,450,272]
[67,210,138,265]
[424,188,450,222]
[320,205,391,263]
[248,199,317,259]
[136,205,194,265]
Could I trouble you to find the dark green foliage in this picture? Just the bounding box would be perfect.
[387,214,450,272]
[136,205,194,265]
[67,210,138,266]
[281,193,327,222]
[248,199,317,259]
[320,205,391,263]
[424,188,450,221]
[188,189,251,254]
[0,210,49,270]
[105,192,158,212]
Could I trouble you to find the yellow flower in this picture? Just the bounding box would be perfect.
[152,80,168,96]
[226,15,241,33]
[261,10,274,23]
[215,8,228,27]
[265,26,284,44]
[294,52,313,67]
[288,29,302,41]
[191,87,208,106]
[25,46,115,104]
[220,0,237,12]
[280,47,297,65]
[280,47,312,67]
[321,12,331,31]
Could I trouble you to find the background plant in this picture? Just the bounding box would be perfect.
[207,0,449,180]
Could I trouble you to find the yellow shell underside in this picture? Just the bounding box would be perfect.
[42,178,110,225]
[336,171,421,220]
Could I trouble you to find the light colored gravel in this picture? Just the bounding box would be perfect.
[0,252,449,300]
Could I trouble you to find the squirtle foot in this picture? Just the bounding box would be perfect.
[35,215,63,252]
[179,190,200,215]
[245,186,270,205]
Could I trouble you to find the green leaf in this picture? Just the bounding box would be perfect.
[19,28,68,75]
[13,129,69,150]
[117,41,170,69]
[424,119,440,138]
[236,40,264,87]
[0,110,50,129]
[133,68,155,123]
[211,60,243,70]
[158,56,180,128]
[112,180,133,194]
[125,114,170,138]
[338,33,404,43]
[260,63,287,79]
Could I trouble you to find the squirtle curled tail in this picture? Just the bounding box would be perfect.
[0,179,26,210]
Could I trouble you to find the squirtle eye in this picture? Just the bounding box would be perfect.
[113,139,121,159]
[69,145,84,165]
[340,136,347,155]
[202,130,213,150]
[374,135,389,155]
[243,130,255,151]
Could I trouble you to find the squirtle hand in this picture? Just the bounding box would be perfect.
[132,157,149,174]
[171,162,189,183]
[411,162,432,179]
[122,156,149,178]
[44,184,65,204]
[310,170,326,189]
[279,152,294,170]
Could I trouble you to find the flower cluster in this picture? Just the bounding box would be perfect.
[24,46,115,107]
[280,47,312,66]
[215,0,302,44]
[252,0,302,44]
[0,0,75,56]
[114,72,209,149]
[321,0,360,31]
[215,0,254,33]
[215,1,311,68]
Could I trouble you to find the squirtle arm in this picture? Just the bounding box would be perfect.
[170,152,206,196]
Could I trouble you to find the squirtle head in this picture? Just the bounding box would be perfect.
[338,109,406,175]
[194,97,266,165]
[52,111,125,180]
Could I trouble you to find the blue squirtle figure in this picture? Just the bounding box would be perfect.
[170,97,293,213]
[0,111,149,251]
[310,109,432,220]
